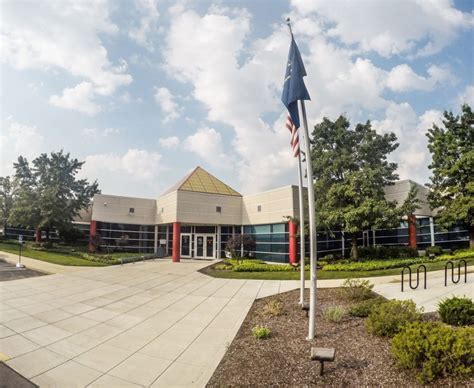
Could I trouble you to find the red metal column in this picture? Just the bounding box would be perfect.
[408,214,417,249]
[35,228,42,243]
[172,222,181,262]
[88,220,97,253]
[289,220,297,265]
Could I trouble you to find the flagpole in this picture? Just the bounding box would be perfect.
[285,17,317,340]
[300,99,318,340]
[297,146,306,306]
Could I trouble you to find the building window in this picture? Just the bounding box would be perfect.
[216,206,222,213]
[161,207,164,213]
[257,205,262,212]
[129,207,135,214]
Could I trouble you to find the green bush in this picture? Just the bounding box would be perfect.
[438,296,474,326]
[349,298,384,318]
[366,299,423,337]
[324,257,425,271]
[358,246,419,260]
[252,325,271,339]
[425,245,443,257]
[322,306,346,323]
[391,322,474,383]
[340,279,374,301]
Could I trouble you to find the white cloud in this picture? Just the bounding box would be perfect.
[387,64,455,92]
[129,0,160,51]
[82,127,121,138]
[80,149,163,195]
[291,0,473,57]
[184,127,228,166]
[0,120,45,176]
[159,136,180,148]
[1,0,132,113]
[49,82,100,115]
[456,84,474,107]
[165,8,298,192]
[373,104,443,183]
[154,87,181,122]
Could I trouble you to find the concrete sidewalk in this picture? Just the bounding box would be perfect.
[0,259,300,387]
[373,265,473,312]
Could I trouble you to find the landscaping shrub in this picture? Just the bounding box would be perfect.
[324,257,424,271]
[391,322,474,383]
[349,297,384,318]
[438,296,474,326]
[358,246,419,260]
[322,306,346,323]
[366,300,423,337]
[340,279,374,301]
[252,325,271,339]
[264,299,284,316]
[425,245,443,257]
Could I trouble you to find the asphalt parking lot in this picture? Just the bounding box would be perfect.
[0,260,46,282]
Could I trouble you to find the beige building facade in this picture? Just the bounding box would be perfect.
[86,167,446,263]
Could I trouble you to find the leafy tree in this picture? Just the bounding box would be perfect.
[426,104,474,248]
[310,115,415,260]
[0,176,16,231]
[225,234,256,261]
[8,151,100,241]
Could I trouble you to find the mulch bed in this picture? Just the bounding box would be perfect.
[207,288,472,387]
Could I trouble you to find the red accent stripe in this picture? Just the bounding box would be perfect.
[286,114,300,157]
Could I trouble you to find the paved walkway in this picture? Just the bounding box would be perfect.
[374,265,473,312]
[0,259,300,387]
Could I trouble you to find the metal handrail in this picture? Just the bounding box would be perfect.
[401,264,427,292]
[444,260,467,286]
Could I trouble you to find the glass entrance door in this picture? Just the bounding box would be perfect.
[195,234,214,259]
[181,234,191,258]
[195,235,204,258]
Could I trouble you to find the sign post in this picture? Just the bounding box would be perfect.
[16,235,25,268]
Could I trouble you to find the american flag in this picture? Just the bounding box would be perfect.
[286,114,300,157]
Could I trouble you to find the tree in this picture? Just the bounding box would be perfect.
[225,234,256,261]
[310,115,413,260]
[426,104,474,248]
[0,176,16,231]
[8,151,100,241]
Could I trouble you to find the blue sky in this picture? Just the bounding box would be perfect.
[1,0,473,198]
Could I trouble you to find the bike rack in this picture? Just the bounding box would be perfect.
[401,264,427,292]
[444,260,467,286]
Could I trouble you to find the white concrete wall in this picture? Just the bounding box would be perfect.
[91,194,156,225]
[384,180,433,216]
[242,186,297,225]
[175,190,242,225]
[155,191,178,224]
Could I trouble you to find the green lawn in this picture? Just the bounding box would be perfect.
[0,242,108,267]
[203,257,474,280]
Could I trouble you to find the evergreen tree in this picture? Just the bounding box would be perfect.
[426,104,474,248]
[8,151,100,241]
[0,176,16,232]
[310,115,415,259]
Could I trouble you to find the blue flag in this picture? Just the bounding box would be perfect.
[281,37,310,129]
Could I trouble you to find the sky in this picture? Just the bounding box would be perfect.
[1,0,473,198]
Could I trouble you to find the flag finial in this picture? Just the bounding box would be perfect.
[285,17,293,37]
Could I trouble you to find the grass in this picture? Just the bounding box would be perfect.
[203,257,474,280]
[0,242,109,267]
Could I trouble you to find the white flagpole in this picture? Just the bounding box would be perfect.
[286,17,317,340]
[300,100,318,340]
[297,147,306,306]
